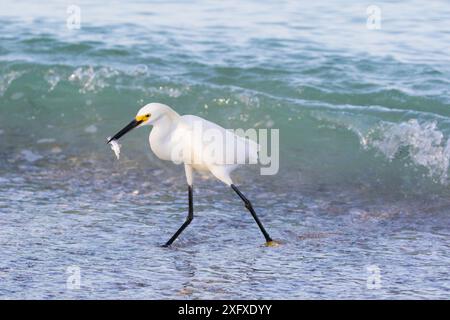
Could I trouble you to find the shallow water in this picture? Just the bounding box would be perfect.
[0,0,449,299]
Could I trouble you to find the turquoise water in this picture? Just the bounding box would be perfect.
[0,0,449,299]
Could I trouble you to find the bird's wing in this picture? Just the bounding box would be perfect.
[175,115,259,166]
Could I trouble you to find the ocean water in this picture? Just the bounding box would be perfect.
[0,0,449,299]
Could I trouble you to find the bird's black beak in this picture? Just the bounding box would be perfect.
[107,119,143,144]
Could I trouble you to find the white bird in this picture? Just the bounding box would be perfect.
[107,103,274,246]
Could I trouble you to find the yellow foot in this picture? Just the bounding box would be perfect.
[265,240,281,247]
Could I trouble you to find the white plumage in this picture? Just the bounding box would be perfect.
[139,103,259,186]
[107,102,275,246]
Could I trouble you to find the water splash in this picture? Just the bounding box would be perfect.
[44,69,60,92]
[68,66,119,93]
[365,119,450,183]
[0,71,24,96]
[20,149,43,162]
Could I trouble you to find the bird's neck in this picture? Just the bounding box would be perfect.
[155,108,179,129]
[149,111,180,161]
[150,110,179,141]
[162,107,180,122]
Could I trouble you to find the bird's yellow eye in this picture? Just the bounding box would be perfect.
[136,114,151,122]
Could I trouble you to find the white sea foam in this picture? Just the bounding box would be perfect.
[69,66,119,93]
[84,125,97,134]
[354,119,450,184]
[20,149,43,162]
[0,71,24,96]
[311,111,450,184]
[36,138,56,144]
[44,69,60,92]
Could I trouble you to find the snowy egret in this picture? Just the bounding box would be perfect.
[107,103,274,247]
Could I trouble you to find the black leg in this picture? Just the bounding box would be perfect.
[231,184,273,243]
[163,185,194,247]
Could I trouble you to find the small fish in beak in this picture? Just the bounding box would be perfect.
[107,137,121,160]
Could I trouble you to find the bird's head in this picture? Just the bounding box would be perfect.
[107,103,171,143]
[134,104,153,126]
